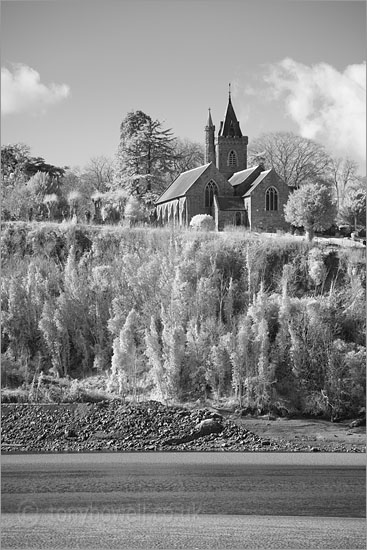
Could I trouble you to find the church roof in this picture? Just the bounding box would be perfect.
[229,166,259,187]
[243,170,272,197]
[215,196,247,211]
[156,163,211,204]
[218,96,242,138]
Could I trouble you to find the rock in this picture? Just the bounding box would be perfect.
[64,428,77,438]
[209,412,223,422]
[349,417,366,428]
[195,418,223,436]
[3,401,363,453]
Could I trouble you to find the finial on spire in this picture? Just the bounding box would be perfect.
[229,82,231,100]
[207,107,214,127]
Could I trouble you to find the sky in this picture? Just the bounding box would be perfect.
[1,0,366,174]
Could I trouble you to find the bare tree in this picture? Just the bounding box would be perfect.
[61,168,96,220]
[43,193,59,220]
[339,179,367,231]
[83,156,114,193]
[249,132,331,188]
[67,190,82,220]
[170,138,204,180]
[329,157,359,211]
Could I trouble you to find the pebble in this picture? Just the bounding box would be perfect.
[1,402,365,453]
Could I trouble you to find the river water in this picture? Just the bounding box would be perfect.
[2,452,365,549]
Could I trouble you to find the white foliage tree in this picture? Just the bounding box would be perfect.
[207,333,233,401]
[246,284,273,410]
[110,309,139,398]
[159,304,186,401]
[144,316,165,400]
[230,316,252,407]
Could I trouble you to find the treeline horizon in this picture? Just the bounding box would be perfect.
[2,113,366,233]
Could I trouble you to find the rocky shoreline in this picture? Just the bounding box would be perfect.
[1,401,365,453]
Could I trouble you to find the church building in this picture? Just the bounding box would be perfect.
[155,90,290,232]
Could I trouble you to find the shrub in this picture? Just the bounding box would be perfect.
[307,248,327,287]
[1,389,30,403]
[190,214,215,231]
[124,196,147,226]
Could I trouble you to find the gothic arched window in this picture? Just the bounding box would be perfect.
[265,187,279,211]
[227,150,238,167]
[204,180,218,208]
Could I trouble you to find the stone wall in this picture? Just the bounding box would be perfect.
[217,210,244,231]
[247,171,290,232]
[205,126,216,165]
[185,164,232,223]
[216,136,248,179]
[156,165,290,233]
[156,197,187,226]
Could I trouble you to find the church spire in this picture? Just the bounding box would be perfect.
[218,85,242,138]
[206,107,214,128]
[205,108,216,165]
[216,88,248,178]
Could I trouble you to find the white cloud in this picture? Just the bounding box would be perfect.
[1,64,70,115]
[264,58,366,166]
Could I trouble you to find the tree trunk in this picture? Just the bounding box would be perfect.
[238,385,242,409]
[305,226,314,241]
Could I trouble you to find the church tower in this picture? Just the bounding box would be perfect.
[216,86,248,179]
[205,108,216,165]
